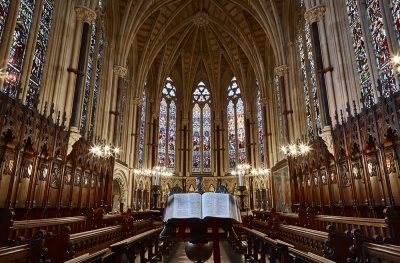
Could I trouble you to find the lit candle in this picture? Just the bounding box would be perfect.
[155,173,160,185]
[238,171,244,186]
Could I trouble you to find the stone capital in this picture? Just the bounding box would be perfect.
[114,65,128,77]
[304,4,326,24]
[75,6,97,23]
[274,65,289,76]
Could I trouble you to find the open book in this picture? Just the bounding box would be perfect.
[163,192,242,223]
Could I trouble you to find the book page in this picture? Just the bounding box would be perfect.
[201,192,230,219]
[164,193,202,222]
[230,195,242,223]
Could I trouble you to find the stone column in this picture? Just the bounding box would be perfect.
[67,6,96,153]
[305,4,334,153]
[112,65,128,147]
[274,65,290,144]
[261,97,269,167]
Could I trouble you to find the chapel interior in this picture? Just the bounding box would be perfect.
[0,0,400,262]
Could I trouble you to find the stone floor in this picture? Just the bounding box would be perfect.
[162,241,246,263]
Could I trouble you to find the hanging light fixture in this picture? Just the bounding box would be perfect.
[391,54,400,73]
[280,141,311,158]
[89,143,120,159]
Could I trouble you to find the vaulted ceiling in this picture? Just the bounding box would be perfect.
[105,0,300,108]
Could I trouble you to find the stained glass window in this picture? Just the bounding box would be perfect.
[296,11,323,138]
[191,81,212,173]
[227,77,246,170]
[298,30,314,138]
[88,35,104,140]
[158,77,177,172]
[26,0,55,108]
[275,76,284,144]
[80,23,97,134]
[192,104,201,172]
[345,0,374,107]
[138,89,147,168]
[256,90,265,168]
[391,0,400,40]
[305,21,322,134]
[365,0,396,97]
[3,0,36,98]
[0,0,10,44]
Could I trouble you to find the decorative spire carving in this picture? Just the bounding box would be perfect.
[304,4,326,24]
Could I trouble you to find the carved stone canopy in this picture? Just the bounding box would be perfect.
[75,6,97,23]
[274,65,289,76]
[304,4,326,24]
[114,66,128,77]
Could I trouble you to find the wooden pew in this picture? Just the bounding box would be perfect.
[314,214,389,242]
[361,243,400,263]
[68,225,124,258]
[253,209,400,244]
[0,244,37,263]
[249,217,352,263]
[109,228,162,263]
[64,248,110,263]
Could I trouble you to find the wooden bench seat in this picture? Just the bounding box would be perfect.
[64,248,110,263]
[109,228,163,263]
[0,244,36,263]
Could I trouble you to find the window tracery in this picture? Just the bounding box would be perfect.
[192,81,212,173]
[158,77,177,171]
[227,77,246,170]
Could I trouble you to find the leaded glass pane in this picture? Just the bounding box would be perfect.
[158,78,177,172]
[138,89,146,168]
[227,100,236,170]
[80,23,96,134]
[3,0,36,98]
[158,98,168,166]
[26,0,55,108]
[192,103,201,173]
[365,0,396,96]
[257,91,265,168]
[305,21,322,134]
[0,0,10,44]
[192,82,212,173]
[202,103,212,172]
[89,35,104,139]
[345,0,374,107]
[298,31,314,138]
[167,100,176,171]
[391,0,400,41]
[237,98,246,164]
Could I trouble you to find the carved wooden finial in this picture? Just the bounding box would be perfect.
[49,103,55,118]
[62,111,67,128]
[353,100,357,115]
[340,110,344,124]
[56,111,61,125]
[43,102,48,116]
[334,110,339,126]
